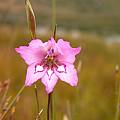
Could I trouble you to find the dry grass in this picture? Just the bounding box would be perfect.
[0,27,120,120]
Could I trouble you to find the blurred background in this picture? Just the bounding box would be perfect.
[0,0,120,120]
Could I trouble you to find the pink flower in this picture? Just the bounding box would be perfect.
[15,38,81,93]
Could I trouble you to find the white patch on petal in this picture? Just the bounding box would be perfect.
[57,65,66,73]
[35,65,44,73]
[47,69,54,80]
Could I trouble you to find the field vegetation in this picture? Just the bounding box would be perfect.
[0,26,120,120]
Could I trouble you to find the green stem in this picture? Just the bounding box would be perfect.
[47,0,57,120]
[53,24,57,40]
[51,93,55,120]
[52,0,56,31]
[50,25,57,120]
[49,0,57,119]
[34,84,40,113]
[0,85,25,120]
[47,93,52,120]
[67,100,72,120]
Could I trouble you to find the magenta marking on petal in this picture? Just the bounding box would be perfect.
[47,48,54,56]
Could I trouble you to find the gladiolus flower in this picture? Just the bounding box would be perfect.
[15,38,81,93]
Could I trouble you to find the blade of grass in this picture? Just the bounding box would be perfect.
[25,0,36,39]
[0,85,25,120]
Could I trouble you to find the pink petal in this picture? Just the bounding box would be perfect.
[29,39,43,48]
[48,37,56,47]
[41,70,58,94]
[15,42,46,65]
[54,63,78,86]
[25,63,47,86]
[46,37,61,56]
[57,39,81,63]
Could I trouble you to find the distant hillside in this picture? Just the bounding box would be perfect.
[0,0,120,33]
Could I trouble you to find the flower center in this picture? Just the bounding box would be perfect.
[47,56,54,63]
[43,48,57,68]
[34,47,67,79]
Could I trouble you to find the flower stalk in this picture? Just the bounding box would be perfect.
[47,93,52,120]
[47,0,57,119]
[34,84,40,113]
[47,21,57,120]
[52,0,56,31]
